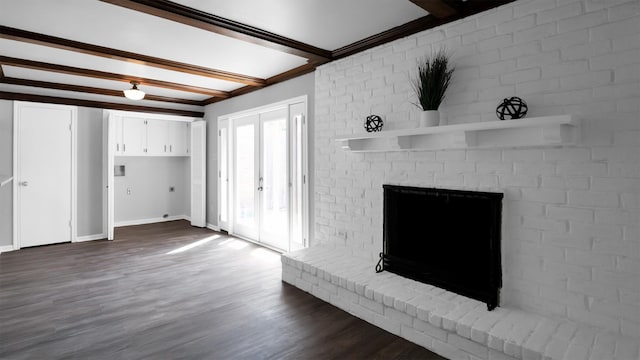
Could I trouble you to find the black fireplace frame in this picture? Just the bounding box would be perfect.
[378,185,503,310]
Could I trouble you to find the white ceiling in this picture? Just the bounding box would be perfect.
[172,0,425,50]
[1,0,499,115]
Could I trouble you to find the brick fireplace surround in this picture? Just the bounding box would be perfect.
[282,0,639,358]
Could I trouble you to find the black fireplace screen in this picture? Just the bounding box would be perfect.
[377,185,503,310]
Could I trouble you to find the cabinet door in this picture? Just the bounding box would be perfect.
[113,116,124,155]
[146,120,169,155]
[169,121,190,156]
[121,117,147,155]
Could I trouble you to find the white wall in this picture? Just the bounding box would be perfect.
[77,107,104,236]
[314,0,639,337]
[114,156,189,223]
[0,100,105,246]
[0,100,13,246]
[204,72,315,230]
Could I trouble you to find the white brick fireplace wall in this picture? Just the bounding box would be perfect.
[312,0,638,341]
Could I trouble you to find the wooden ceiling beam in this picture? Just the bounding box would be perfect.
[0,91,204,117]
[333,0,516,60]
[202,62,318,105]
[99,0,332,62]
[0,56,230,98]
[0,25,265,87]
[0,77,204,106]
[409,0,460,19]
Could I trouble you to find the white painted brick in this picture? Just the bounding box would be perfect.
[541,30,589,51]
[541,176,590,190]
[537,2,583,25]
[546,206,594,222]
[522,189,567,204]
[400,324,435,350]
[450,333,489,359]
[500,68,541,84]
[432,338,474,360]
[566,247,615,268]
[567,190,620,208]
[567,306,620,332]
[514,0,556,17]
[414,318,448,342]
[561,11,609,33]
[514,162,556,176]
[590,17,640,42]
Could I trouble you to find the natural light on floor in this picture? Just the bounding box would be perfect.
[251,247,280,261]
[166,235,221,255]
[218,238,249,250]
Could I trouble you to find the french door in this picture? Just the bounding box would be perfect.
[219,98,308,252]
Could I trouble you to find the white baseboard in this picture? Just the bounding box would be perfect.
[0,245,16,254]
[75,233,107,242]
[206,223,220,231]
[115,215,189,227]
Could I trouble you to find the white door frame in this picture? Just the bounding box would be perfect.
[12,101,78,249]
[102,110,201,239]
[217,95,309,250]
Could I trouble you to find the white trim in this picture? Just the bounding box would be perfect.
[206,223,221,231]
[0,245,16,254]
[217,95,307,122]
[103,109,200,123]
[114,215,189,227]
[76,234,107,242]
[229,231,284,254]
[71,108,78,243]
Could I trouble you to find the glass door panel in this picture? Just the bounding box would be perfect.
[233,115,259,239]
[260,111,289,249]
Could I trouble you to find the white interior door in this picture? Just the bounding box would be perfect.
[14,102,76,248]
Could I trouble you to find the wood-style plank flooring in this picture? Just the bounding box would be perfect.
[0,220,445,359]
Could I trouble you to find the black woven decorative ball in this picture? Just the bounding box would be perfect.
[364,114,383,132]
[496,97,528,120]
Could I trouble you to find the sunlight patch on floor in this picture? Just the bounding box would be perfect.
[219,239,249,250]
[251,247,279,261]
[166,235,220,254]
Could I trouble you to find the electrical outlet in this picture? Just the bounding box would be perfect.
[169,186,175,192]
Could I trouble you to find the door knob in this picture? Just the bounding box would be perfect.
[19,181,28,187]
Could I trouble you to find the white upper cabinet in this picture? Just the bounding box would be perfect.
[168,121,190,156]
[115,117,190,157]
[146,120,168,156]
[121,117,148,156]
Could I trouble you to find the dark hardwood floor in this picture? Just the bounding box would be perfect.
[0,220,445,360]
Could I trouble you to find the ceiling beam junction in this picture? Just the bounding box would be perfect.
[99,0,332,63]
[0,25,265,87]
[0,55,230,98]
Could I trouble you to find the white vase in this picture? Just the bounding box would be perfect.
[420,110,440,127]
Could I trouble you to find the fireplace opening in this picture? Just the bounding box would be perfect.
[377,185,503,310]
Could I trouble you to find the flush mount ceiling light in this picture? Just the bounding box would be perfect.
[123,81,145,100]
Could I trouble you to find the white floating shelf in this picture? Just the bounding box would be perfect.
[1,175,13,188]
[335,115,578,152]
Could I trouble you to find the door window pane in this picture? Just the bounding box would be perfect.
[235,124,255,227]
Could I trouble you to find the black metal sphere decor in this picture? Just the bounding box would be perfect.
[496,97,528,120]
[364,114,383,132]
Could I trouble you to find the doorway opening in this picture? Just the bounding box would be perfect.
[218,96,309,252]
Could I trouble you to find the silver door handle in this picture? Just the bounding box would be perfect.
[19,181,28,187]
